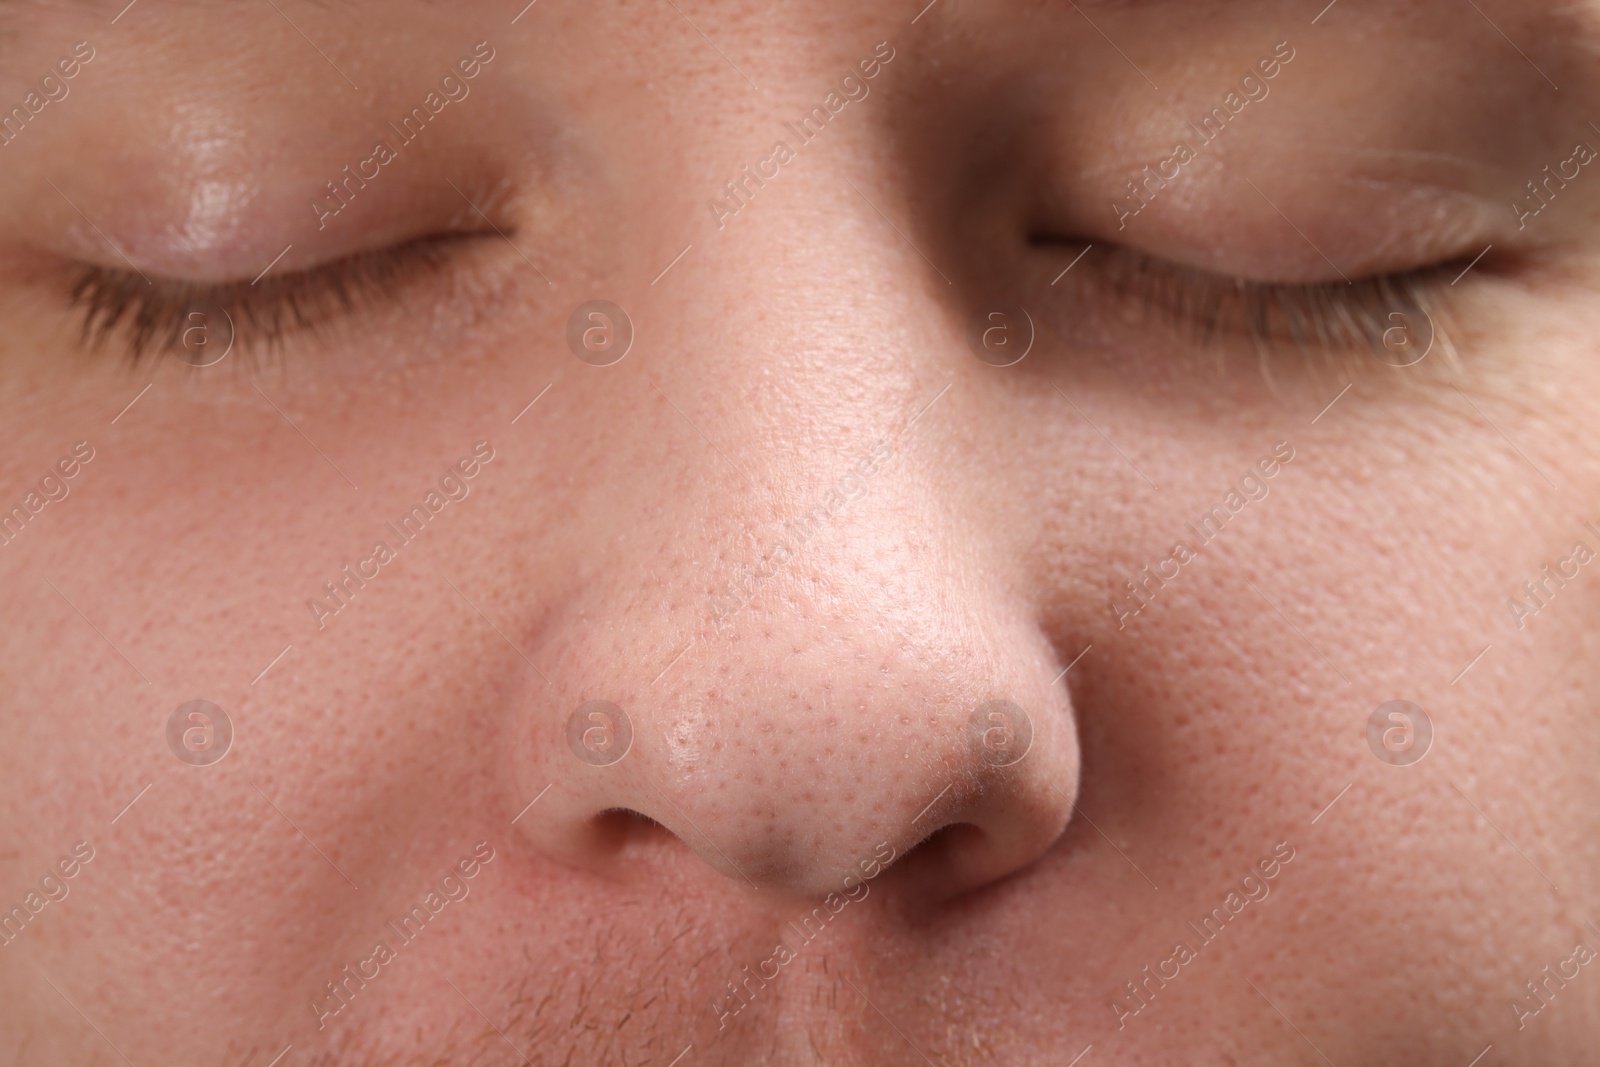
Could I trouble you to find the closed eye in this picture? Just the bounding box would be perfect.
[1043,241,1467,372]
[64,230,490,365]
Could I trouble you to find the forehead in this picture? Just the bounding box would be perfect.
[0,0,1581,23]
[0,0,1590,68]
[0,0,1591,101]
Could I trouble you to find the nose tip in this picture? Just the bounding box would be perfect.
[520,654,1079,902]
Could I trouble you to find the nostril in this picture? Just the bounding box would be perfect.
[913,822,985,859]
[892,822,991,891]
[591,808,676,851]
[520,667,1077,898]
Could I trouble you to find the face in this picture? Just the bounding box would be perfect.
[3,0,1599,1063]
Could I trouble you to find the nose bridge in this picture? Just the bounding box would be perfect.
[625,177,964,541]
[644,94,957,403]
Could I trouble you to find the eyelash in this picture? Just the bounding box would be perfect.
[63,232,1463,370]
[66,233,471,365]
[1059,244,1460,368]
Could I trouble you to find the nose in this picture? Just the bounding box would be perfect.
[510,160,1079,900]
[524,560,1079,899]
[524,564,1082,899]
[513,414,1080,904]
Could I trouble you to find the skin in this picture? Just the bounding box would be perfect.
[1,0,1599,1063]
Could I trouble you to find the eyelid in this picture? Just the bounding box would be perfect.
[65,218,1466,374]
[65,231,484,363]
[1051,243,1467,370]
